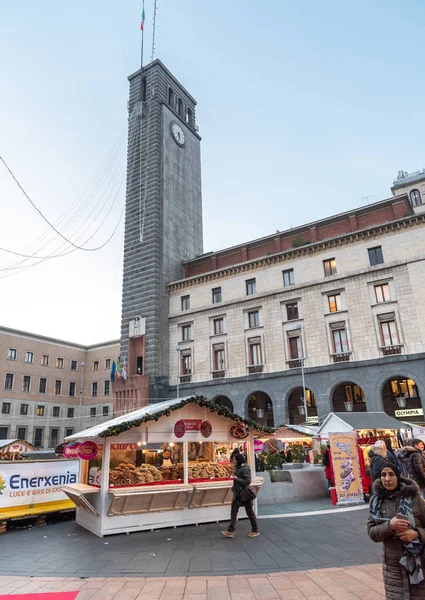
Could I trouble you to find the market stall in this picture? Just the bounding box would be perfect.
[317,412,412,500]
[62,396,268,537]
[0,439,37,460]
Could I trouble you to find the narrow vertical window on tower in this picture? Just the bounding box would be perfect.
[168,87,174,107]
[186,107,193,126]
[141,77,147,102]
[178,98,183,117]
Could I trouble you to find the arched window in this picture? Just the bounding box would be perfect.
[410,189,422,206]
[178,98,183,117]
[168,87,174,107]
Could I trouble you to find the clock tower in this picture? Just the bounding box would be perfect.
[115,60,203,411]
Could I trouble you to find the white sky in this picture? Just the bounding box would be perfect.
[1,0,424,345]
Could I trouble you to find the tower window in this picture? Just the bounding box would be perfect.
[168,87,174,107]
[141,76,147,102]
[186,107,193,126]
[178,98,183,117]
[410,189,422,206]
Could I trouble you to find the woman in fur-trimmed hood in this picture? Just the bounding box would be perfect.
[367,461,425,599]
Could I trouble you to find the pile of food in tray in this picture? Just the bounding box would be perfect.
[109,463,163,486]
[188,461,233,480]
[159,463,184,481]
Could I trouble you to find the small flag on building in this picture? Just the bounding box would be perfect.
[122,362,127,381]
[116,358,122,380]
[140,7,145,30]
[110,361,117,382]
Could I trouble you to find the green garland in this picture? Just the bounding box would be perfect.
[99,395,275,438]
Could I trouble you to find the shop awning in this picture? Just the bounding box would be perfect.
[65,395,274,441]
[317,412,411,436]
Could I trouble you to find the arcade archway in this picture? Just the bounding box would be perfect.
[212,395,234,412]
[247,392,274,427]
[288,388,317,425]
[332,382,366,413]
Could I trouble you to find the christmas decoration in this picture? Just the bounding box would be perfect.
[98,395,275,439]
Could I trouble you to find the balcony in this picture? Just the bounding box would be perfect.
[286,359,302,369]
[380,345,403,356]
[247,365,263,374]
[179,374,192,383]
[211,370,226,379]
[331,352,351,363]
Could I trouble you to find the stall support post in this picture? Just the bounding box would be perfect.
[247,436,256,477]
[183,442,188,485]
[99,438,111,530]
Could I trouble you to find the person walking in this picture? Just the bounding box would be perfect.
[367,461,425,599]
[400,439,425,495]
[221,453,259,538]
[322,442,334,490]
[369,440,388,481]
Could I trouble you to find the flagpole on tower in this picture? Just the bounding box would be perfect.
[139,0,145,102]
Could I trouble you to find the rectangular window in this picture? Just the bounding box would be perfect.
[92,382,98,397]
[65,428,74,437]
[36,405,45,417]
[182,324,192,341]
[54,380,62,395]
[25,351,34,364]
[248,310,260,328]
[20,404,28,416]
[213,345,225,371]
[286,303,299,321]
[53,406,60,417]
[50,429,59,447]
[4,373,14,390]
[17,427,27,441]
[7,348,17,361]
[137,356,143,374]
[41,354,49,367]
[181,295,190,311]
[246,278,256,296]
[22,375,31,392]
[90,407,96,418]
[181,351,192,375]
[2,402,11,415]
[328,294,342,313]
[283,269,295,287]
[248,339,262,366]
[39,378,47,394]
[0,427,8,440]
[70,360,78,371]
[34,428,43,447]
[103,406,109,416]
[368,246,384,267]
[104,380,110,395]
[375,283,390,303]
[213,318,224,335]
[69,382,76,397]
[93,361,99,371]
[212,287,222,304]
[67,407,74,418]
[323,258,337,277]
[331,327,349,354]
[105,358,111,370]
[288,336,301,360]
[56,357,64,369]
[380,319,400,347]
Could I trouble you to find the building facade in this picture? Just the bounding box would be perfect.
[168,190,425,428]
[0,326,118,447]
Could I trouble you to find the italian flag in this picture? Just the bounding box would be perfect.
[141,8,145,30]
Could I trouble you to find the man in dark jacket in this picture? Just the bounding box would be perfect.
[401,439,425,494]
[369,440,388,481]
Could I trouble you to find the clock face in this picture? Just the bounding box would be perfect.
[171,122,186,147]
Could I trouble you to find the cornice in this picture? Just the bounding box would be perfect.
[168,213,425,292]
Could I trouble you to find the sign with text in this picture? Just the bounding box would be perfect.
[395,408,424,418]
[0,460,79,508]
[111,443,137,451]
[174,419,203,438]
[329,432,364,505]
[78,441,98,460]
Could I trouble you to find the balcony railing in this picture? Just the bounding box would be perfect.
[179,374,192,383]
[247,364,263,374]
[331,352,351,363]
[212,370,226,379]
[380,345,403,356]
[286,359,302,369]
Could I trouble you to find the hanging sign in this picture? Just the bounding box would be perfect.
[63,443,80,459]
[174,420,186,438]
[395,408,424,418]
[78,441,98,460]
[329,432,364,505]
[174,419,203,438]
[254,440,264,452]
[230,424,250,440]
[111,443,137,451]
[200,421,212,438]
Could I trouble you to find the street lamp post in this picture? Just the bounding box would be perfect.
[296,324,308,424]
[176,346,181,399]
[79,361,86,432]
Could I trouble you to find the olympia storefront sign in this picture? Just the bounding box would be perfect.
[0,460,79,508]
[395,408,424,418]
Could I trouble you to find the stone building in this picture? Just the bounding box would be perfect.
[0,326,118,447]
